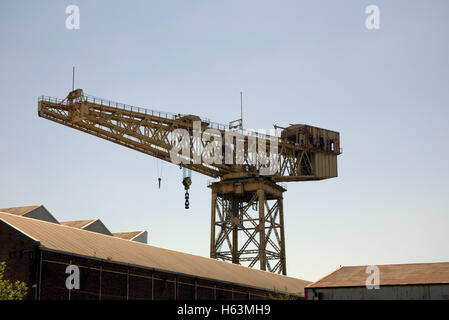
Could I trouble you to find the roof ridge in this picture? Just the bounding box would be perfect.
[0,211,55,225]
[0,216,41,243]
[82,218,100,229]
[129,230,146,241]
[342,261,449,268]
[113,230,145,233]
[0,205,41,215]
[306,266,343,288]
[61,218,97,223]
[2,214,149,254]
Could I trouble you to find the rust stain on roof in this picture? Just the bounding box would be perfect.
[307,263,449,288]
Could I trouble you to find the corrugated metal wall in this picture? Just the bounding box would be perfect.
[306,285,449,300]
[312,153,338,178]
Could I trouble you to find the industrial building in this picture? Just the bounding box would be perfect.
[305,263,449,300]
[0,207,310,300]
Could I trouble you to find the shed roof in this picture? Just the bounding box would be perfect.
[0,211,310,295]
[307,263,449,288]
[0,205,59,224]
[60,219,97,229]
[113,231,145,241]
[0,205,42,216]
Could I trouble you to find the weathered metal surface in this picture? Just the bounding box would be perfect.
[60,219,112,236]
[308,263,449,288]
[306,285,449,300]
[306,263,449,300]
[113,231,148,243]
[0,215,308,300]
[281,124,340,154]
[209,179,287,275]
[37,90,341,182]
[0,205,59,224]
[0,211,309,296]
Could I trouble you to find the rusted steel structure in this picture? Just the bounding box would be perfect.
[38,89,341,275]
[209,178,287,274]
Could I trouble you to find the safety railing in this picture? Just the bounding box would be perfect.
[38,93,283,142]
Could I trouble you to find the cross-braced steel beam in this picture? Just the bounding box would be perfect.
[209,178,287,275]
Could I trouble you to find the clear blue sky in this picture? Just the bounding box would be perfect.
[0,0,448,281]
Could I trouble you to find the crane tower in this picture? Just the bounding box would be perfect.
[38,89,341,275]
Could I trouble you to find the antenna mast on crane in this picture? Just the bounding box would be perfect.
[229,91,244,131]
[72,66,75,91]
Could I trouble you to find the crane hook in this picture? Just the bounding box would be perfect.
[156,161,163,189]
[182,176,192,209]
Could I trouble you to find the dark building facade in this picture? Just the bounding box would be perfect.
[306,264,449,300]
[0,211,309,300]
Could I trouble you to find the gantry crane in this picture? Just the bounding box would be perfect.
[38,89,341,275]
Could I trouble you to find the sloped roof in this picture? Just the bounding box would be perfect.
[60,218,112,236]
[60,219,97,229]
[307,263,449,288]
[0,205,42,216]
[0,212,310,295]
[0,205,59,224]
[113,231,145,240]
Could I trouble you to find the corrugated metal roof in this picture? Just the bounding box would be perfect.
[0,211,310,295]
[0,205,41,216]
[113,231,144,240]
[60,219,113,236]
[0,205,59,224]
[60,219,97,229]
[307,263,449,288]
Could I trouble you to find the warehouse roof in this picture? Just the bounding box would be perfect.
[60,219,98,229]
[0,205,41,216]
[113,231,145,240]
[307,263,449,288]
[0,205,59,224]
[0,211,310,296]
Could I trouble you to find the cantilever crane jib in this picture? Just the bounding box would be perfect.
[38,89,340,182]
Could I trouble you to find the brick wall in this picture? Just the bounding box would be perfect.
[40,250,273,300]
[0,221,39,300]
